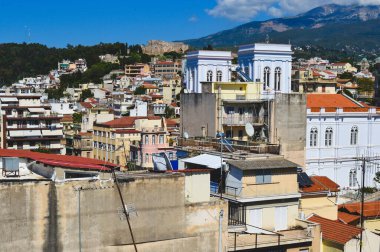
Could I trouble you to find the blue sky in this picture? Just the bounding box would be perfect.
[0,0,269,47]
[0,0,374,47]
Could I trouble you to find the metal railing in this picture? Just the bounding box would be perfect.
[223,115,259,125]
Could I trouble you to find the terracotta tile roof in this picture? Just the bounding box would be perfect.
[165,118,179,127]
[343,107,370,112]
[100,116,161,128]
[307,94,361,109]
[142,84,158,89]
[80,102,94,109]
[60,115,73,123]
[301,176,340,193]
[313,71,322,77]
[324,70,336,75]
[308,215,362,245]
[114,129,141,134]
[339,201,380,218]
[332,62,348,66]
[0,149,115,171]
[78,132,92,137]
[338,212,360,224]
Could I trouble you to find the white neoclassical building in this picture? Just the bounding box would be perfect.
[238,43,293,94]
[184,43,293,94]
[184,50,232,93]
[306,94,380,190]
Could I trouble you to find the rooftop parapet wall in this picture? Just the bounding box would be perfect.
[0,173,227,251]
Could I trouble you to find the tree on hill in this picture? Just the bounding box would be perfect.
[134,86,145,95]
[338,72,353,80]
[0,42,146,84]
[356,78,374,93]
[80,89,94,101]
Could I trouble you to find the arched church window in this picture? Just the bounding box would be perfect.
[216,70,222,82]
[207,70,213,82]
[274,67,281,91]
[263,67,270,89]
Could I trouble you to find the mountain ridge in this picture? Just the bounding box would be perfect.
[180,4,380,51]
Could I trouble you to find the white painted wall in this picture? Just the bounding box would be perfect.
[185,50,232,93]
[306,108,380,189]
[238,43,292,94]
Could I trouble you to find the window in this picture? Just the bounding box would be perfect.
[263,67,270,89]
[145,153,149,163]
[226,130,233,138]
[152,135,156,144]
[350,126,358,145]
[256,170,271,184]
[144,135,149,145]
[274,67,281,91]
[159,135,164,144]
[238,130,243,140]
[310,127,318,147]
[349,170,357,187]
[168,152,173,160]
[216,70,222,82]
[207,70,213,82]
[325,127,333,146]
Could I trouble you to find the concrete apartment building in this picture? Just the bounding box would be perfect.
[0,94,64,154]
[125,64,150,78]
[73,132,93,158]
[93,117,144,167]
[130,117,176,169]
[292,68,337,93]
[219,158,320,251]
[162,81,183,104]
[93,116,175,169]
[0,149,227,251]
[153,60,182,79]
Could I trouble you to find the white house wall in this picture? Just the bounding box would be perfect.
[306,110,380,189]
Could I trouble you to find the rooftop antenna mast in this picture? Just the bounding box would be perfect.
[265,34,270,44]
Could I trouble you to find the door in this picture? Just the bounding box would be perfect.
[275,206,288,231]
[247,208,262,233]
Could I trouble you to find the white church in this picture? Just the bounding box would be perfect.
[184,43,293,94]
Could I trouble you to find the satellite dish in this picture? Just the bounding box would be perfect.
[245,123,255,137]
[183,132,189,139]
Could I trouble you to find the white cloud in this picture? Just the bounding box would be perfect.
[188,15,198,22]
[207,0,380,21]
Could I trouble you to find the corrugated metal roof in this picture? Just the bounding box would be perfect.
[227,159,299,171]
[0,149,116,171]
[182,154,223,169]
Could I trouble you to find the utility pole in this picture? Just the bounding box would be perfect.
[359,157,365,252]
[218,209,224,252]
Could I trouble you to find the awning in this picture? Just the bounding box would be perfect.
[182,154,223,169]
[0,97,18,102]
[9,130,41,137]
[28,108,45,113]
[41,129,63,136]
